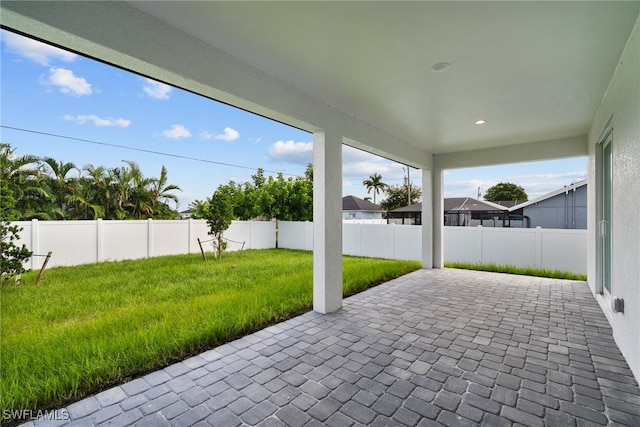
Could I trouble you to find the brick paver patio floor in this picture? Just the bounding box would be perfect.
[26,269,640,426]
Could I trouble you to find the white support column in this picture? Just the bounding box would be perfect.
[421,169,433,269]
[313,130,343,314]
[432,163,444,268]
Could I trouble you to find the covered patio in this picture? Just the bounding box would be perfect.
[37,269,640,426]
[2,2,640,423]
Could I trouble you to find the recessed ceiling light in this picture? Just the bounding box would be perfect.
[475,119,487,125]
[431,62,451,72]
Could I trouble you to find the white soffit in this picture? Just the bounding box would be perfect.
[129,1,639,154]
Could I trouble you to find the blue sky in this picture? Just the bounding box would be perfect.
[1,30,586,210]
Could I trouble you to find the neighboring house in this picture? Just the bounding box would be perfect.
[179,209,192,219]
[342,195,385,221]
[444,198,510,227]
[387,202,422,225]
[388,198,510,226]
[510,180,587,229]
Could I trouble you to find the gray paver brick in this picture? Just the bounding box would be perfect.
[179,386,208,407]
[121,378,150,397]
[462,392,501,414]
[559,401,609,425]
[481,413,511,427]
[169,405,210,427]
[326,411,356,427]
[307,398,341,421]
[434,390,462,411]
[67,397,101,419]
[90,404,122,424]
[275,405,311,427]
[341,401,377,424]
[501,405,544,427]
[300,380,331,399]
[160,400,189,420]
[404,396,440,419]
[206,408,241,427]
[437,410,477,427]
[227,396,254,415]
[241,400,278,425]
[371,394,402,417]
[134,411,169,427]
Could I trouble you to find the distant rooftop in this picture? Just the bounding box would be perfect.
[510,180,587,211]
[342,195,383,211]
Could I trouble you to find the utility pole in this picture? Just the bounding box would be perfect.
[477,186,482,199]
[404,167,411,206]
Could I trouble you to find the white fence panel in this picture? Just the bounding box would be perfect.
[151,220,191,257]
[12,219,276,269]
[539,229,587,274]
[392,225,422,261]
[102,220,148,262]
[481,228,537,267]
[278,221,313,250]
[278,222,422,261]
[444,227,481,264]
[444,226,586,274]
[249,221,278,249]
[188,220,211,253]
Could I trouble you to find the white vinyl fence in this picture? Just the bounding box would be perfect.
[444,226,587,274]
[279,222,587,274]
[14,219,276,269]
[278,221,422,261]
[12,220,586,274]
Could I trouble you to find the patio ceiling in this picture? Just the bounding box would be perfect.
[1,2,638,162]
[128,1,639,154]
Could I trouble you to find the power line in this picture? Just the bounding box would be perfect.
[1,125,298,176]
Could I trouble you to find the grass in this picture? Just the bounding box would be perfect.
[445,261,587,281]
[0,249,420,416]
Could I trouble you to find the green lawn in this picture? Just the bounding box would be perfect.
[1,249,420,414]
[445,261,587,281]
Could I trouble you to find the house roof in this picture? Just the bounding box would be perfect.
[444,198,508,212]
[510,180,587,211]
[388,198,508,214]
[390,203,422,213]
[342,195,383,212]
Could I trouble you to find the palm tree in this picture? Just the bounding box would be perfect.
[362,173,387,204]
[0,144,46,218]
[149,165,181,216]
[41,157,80,218]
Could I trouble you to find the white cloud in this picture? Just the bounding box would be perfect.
[162,124,191,139]
[215,127,240,142]
[509,171,587,181]
[2,30,77,65]
[143,78,172,99]
[268,140,313,164]
[45,68,92,96]
[199,131,214,140]
[64,114,131,128]
[444,179,497,198]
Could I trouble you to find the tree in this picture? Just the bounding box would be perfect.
[40,157,79,219]
[1,179,32,283]
[191,164,313,223]
[484,182,528,202]
[362,173,387,204]
[204,187,234,260]
[380,184,421,211]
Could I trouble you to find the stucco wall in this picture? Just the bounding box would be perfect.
[588,16,640,380]
[524,185,587,229]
